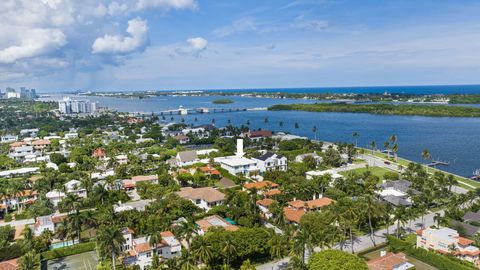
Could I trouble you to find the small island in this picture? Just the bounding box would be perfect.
[268,103,480,117]
[212,99,234,104]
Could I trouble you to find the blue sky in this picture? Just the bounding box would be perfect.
[2,0,480,92]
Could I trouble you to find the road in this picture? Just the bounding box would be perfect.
[256,210,440,270]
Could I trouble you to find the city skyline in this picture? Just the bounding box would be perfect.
[2,0,480,92]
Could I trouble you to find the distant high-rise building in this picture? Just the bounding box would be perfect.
[58,97,97,115]
[4,87,37,99]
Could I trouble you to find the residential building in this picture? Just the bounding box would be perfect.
[19,128,39,137]
[295,152,323,164]
[45,190,66,207]
[34,215,55,236]
[58,97,97,114]
[252,152,287,173]
[8,145,34,161]
[0,167,39,178]
[246,130,272,141]
[123,230,181,269]
[417,227,480,265]
[244,181,279,195]
[0,190,37,210]
[0,135,18,144]
[256,198,275,219]
[31,139,50,151]
[92,147,107,159]
[195,215,239,235]
[116,154,128,164]
[175,150,199,167]
[283,196,333,224]
[173,134,190,144]
[176,187,225,211]
[215,139,259,176]
[64,180,87,198]
[367,251,414,270]
[377,180,420,207]
[306,170,343,180]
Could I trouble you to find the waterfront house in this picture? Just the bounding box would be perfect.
[176,187,225,211]
[417,227,480,265]
[252,152,287,173]
[195,215,239,235]
[246,130,272,141]
[215,139,259,176]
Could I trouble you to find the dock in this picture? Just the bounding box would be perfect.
[427,160,450,167]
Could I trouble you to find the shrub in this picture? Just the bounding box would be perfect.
[308,250,368,270]
[41,241,96,260]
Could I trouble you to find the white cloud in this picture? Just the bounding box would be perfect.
[108,2,128,16]
[0,27,67,64]
[187,37,208,51]
[213,17,257,37]
[92,18,148,54]
[135,0,197,10]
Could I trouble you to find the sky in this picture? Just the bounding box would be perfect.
[2,0,480,92]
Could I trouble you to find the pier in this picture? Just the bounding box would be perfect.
[151,106,267,115]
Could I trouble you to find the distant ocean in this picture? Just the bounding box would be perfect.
[205,84,480,95]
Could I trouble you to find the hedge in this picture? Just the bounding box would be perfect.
[387,235,477,270]
[0,243,24,261]
[41,241,96,260]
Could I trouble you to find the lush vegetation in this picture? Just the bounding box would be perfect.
[212,99,234,104]
[308,250,368,270]
[269,103,480,117]
[449,94,480,104]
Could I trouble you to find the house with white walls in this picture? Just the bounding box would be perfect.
[215,139,259,176]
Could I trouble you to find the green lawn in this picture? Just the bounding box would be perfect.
[367,150,480,190]
[339,166,395,181]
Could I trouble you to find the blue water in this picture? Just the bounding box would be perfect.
[50,240,77,250]
[224,217,237,225]
[42,94,480,177]
[203,84,480,95]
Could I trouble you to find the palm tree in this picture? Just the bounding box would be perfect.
[96,225,125,270]
[22,226,35,251]
[384,141,390,159]
[267,234,284,260]
[55,218,69,247]
[147,226,162,255]
[362,195,381,246]
[394,206,408,237]
[422,148,431,172]
[176,220,197,250]
[18,250,40,270]
[392,143,399,162]
[222,236,237,266]
[67,210,86,242]
[370,140,376,154]
[192,236,214,266]
[352,132,359,147]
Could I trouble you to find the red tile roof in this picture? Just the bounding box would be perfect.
[0,258,18,270]
[283,207,305,223]
[367,252,408,270]
[244,181,278,190]
[248,130,272,138]
[256,198,275,207]
[458,237,475,246]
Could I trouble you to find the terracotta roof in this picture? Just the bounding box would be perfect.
[161,231,174,237]
[264,189,282,197]
[177,187,225,203]
[257,198,275,207]
[32,139,50,145]
[248,130,272,138]
[416,229,423,236]
[195,215,239,232]
[458,237,475,246]
[173,134,189,140]
[287,197,333,210]
[284,207,305,223]
[0,258,18,270]
[131,175,158,182]
[9,142,25,148]
[199,166,221,175]
[134,242,151,253]
[367,252,408,270]
[92,148,106,158]
[244,181,279,190]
